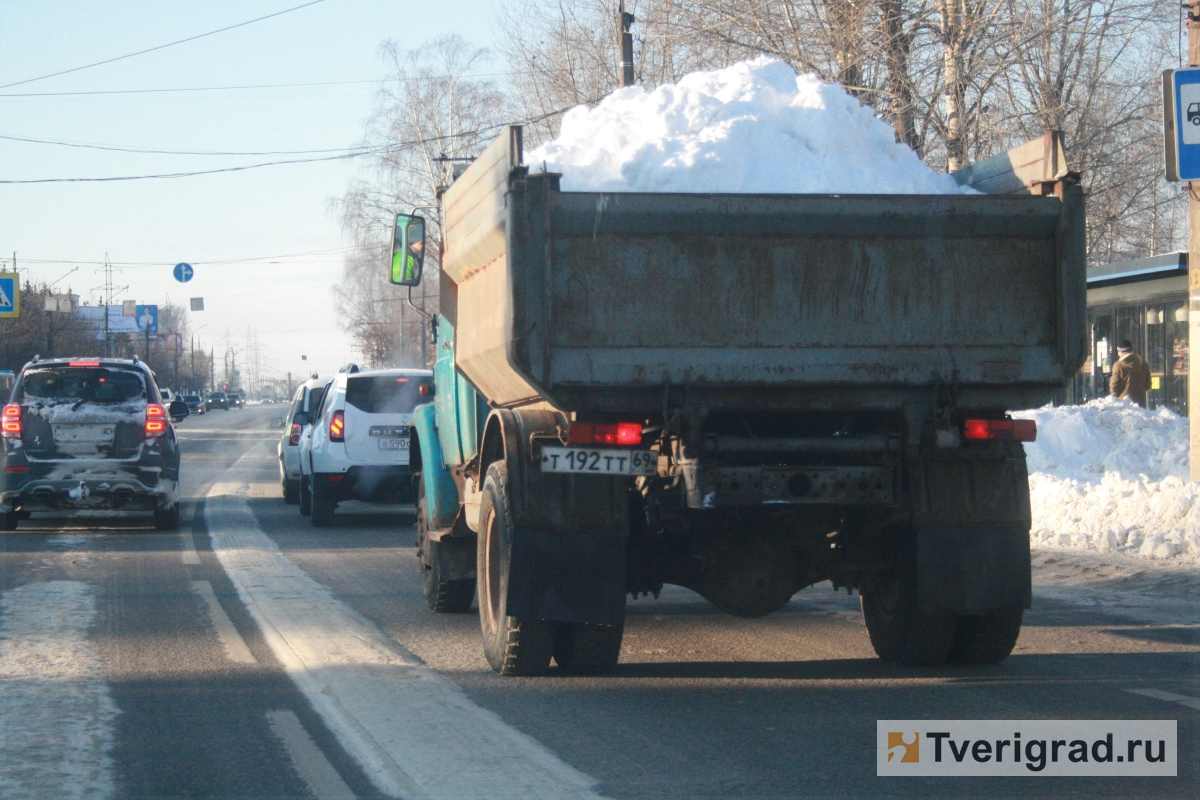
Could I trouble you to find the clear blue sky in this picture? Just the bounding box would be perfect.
[0,0,499,383]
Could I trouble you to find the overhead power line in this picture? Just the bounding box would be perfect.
[0,132,371,157]
[0,98,603,184]
[0,73,518,98]
[0,0,328,91]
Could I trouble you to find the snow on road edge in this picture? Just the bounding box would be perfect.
[204,441,605,800]
[0,580,118,800]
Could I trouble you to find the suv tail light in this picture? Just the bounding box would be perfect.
[145,404,168,438]
[330,410,345,442]
[289,422,302,446]
[568,422,643,446]
[963,418,1036,442]
[1,404,21,439]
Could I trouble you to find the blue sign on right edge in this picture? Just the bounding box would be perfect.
[1164,68,1200,181]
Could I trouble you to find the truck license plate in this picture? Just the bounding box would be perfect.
[540,447,656,476]
[378,438,409,450]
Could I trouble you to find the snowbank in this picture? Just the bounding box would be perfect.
[1014,398,1199,561]
[527,58,973,195]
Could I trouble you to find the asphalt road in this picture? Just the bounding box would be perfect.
[0,405,1195,799]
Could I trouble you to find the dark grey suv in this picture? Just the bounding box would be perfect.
[1,357,188,531]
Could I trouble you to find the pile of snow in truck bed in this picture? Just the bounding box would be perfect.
[1014,398,1199,561]
[526,57,973,195]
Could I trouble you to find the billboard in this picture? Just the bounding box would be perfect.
[75,305,159,336]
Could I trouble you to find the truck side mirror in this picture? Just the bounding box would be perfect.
[390,213,426,287]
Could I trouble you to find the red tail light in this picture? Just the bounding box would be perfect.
[419,383,434,396]
[963,418,1036,442]
[568,422,643,446]
[330,410,345,442]
[1,404,21,439]
[289,422,302,446]
[145,404,167,437]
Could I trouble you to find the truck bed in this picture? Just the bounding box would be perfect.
[442,128,1086,415]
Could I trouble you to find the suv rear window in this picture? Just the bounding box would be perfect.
[345,375,427,414]
[20,367,147,403]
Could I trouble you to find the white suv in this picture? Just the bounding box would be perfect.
[278,375,331,505]
[299,368,432,525]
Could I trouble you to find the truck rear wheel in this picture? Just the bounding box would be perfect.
[553,619,624,675]
[861,563,957,666]
[478,462,554,676]
[948,610,1024,664]
[1,511,17,531]
[417,477,475,613]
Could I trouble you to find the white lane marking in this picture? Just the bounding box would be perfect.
[267,710,356,800]
[190,581,257,664]
[181,531,201,565]
[205,443,604,800]
[1125,688,1200,710]
[0,581,118,800]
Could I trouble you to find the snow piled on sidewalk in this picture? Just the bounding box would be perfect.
[526,57,973,195]
[1014,398,1199,562]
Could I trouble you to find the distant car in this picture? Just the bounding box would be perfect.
[205,391,229,411]
[1,357,189,531]
[298,368,432,525]
[278,376,331,505]
[160,388,175,403]
[182,394,204,415]
[227,393,244,409]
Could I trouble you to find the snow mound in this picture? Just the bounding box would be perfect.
[527,58,974,195]
[1014,398,1198,562]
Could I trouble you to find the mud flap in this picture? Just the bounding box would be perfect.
[506,527,627,626]
[432,530,477,582]
[917,523,1031,615]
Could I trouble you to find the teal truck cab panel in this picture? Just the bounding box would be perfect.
[411,403,458,531]
[433,313,487,468]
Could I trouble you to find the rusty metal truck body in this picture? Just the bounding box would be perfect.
[407,127,1086,674]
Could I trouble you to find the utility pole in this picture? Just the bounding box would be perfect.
[103,254,113,358]
[618,0,635,88]
[1191,0,1200,480]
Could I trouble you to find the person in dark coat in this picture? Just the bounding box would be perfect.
[1109,339,1151,408]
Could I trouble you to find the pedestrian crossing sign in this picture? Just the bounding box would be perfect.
[0,273,19,318]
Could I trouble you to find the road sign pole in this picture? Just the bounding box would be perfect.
[1191,0,1200,480]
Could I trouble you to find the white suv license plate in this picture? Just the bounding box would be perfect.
[378,438,409,450]
[540,446,656,476]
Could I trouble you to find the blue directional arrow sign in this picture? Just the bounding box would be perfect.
[173,262,194,283]
[1164,68,1200,181]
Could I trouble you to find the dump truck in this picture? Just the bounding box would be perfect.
[391,127,1086,675]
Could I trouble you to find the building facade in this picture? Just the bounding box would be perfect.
[1070,252,1188,415]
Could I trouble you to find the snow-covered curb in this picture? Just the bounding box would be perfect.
[1015,398,1199,563]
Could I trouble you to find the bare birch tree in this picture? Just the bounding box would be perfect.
[334,36,508,367]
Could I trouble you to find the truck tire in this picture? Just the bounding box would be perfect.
[0,511,17,531]
[478,462,554,676]
[310,478,336,527]
[299,476,312,517]
[154,503,180,531]
[416,477,475,613]
[947,610,1024,664]
[861,562,957,666]
[553,619,624,675]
